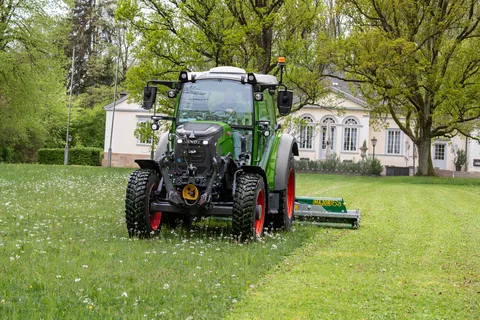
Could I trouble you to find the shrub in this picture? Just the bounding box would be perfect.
[294,159,309,171]
[364,158,383,176]
[37,148,103,166]
[324,153,340,171]
[0,147,14,163]
[308,159,319,171]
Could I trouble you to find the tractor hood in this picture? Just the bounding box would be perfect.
[175,121,234,161]
[176,122,225,138]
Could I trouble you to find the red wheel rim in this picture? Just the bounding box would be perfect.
[255,188,265,236]
[286,169,295,219]
[150,211,162,230]
[149,183,161,231]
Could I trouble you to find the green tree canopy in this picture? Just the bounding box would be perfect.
[0,0,67,161]
[116,0,336,113]
[333,0,480,175]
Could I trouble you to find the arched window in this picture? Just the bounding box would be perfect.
[299,115,315,149]
[321,117,336,150]
[342,117,359,152]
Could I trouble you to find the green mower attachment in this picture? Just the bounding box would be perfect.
[294,197,360,229]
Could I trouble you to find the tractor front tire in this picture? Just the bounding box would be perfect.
[125,169,162,238]
[272,154,295,231]
[232,174,266,242]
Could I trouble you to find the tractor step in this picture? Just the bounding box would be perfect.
[294,197,360,229]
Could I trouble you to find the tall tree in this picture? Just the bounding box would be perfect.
[334,0,480,175]
[0,0,67,161]
[116,0,338,113]
[66,0,120,95]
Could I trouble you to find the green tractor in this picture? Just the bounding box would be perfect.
[125,58,298,241]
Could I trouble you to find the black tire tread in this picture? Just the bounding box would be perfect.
[125,169,159,238]
[232,173,264,242]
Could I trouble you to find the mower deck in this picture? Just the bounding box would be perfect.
[294,197,360,229]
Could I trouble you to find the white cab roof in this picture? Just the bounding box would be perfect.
[191,66,278,86]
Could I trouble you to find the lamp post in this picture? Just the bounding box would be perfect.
[371,137,377,160]
[107,38,121,167]
[64,49,75,165]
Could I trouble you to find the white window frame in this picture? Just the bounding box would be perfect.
[386,129,402,155]
[434,143,445,160]
[136,119,153,145]
[299,115,315,150]
[342,118,359,152]
[321,117,336,152]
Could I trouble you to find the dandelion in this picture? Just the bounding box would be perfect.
[88,305,93,310]
[163,283,170,290]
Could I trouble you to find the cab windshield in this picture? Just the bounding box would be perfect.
[177,80,253,126]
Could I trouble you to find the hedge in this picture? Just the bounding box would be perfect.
[295,153,384,176]
[37,148,103,166]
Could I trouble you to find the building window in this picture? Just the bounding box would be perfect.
[299,116,315,149]
[342,118,358,152]
[434,144,445,160]
[321,117,336,150]
[386,130,402,154]
[136,120,153,145]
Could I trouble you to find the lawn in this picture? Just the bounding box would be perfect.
[0,164,479,319]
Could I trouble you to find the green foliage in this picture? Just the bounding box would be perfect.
[0,147,13,163]
[294,154,383,176]
[0,0,68,162]
[324,152,341,171]
[333,0,480,175]
[37,147,103,166]
[364,158,383,176]
[116,0,335,111]
[455,149,467,167]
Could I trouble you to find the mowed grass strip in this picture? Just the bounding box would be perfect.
[0,164,319,319]
[227,174,480,319]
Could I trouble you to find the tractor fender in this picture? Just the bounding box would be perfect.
[154,132,170,161]
[273,133,298,191]
[134,159,160,174]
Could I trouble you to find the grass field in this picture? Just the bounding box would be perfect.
[0,164,479,319]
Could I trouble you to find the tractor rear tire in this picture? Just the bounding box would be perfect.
[125,169,162,238]
[232,173,266,242]
[272,154,295,231]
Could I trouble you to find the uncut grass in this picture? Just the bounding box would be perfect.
[0,164,318,319]
[228,174,480,319]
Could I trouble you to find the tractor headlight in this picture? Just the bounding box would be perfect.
[177,139,183,144]
[202,140,209,145]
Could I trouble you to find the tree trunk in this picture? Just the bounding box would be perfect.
[416,129,437,176]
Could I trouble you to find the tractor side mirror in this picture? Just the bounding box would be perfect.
[277,90,293,116]
[143,86,158,110]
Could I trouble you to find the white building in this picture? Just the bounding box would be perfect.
[103,89,479,174]
[292,80,475,174]
[103,93,156,167]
